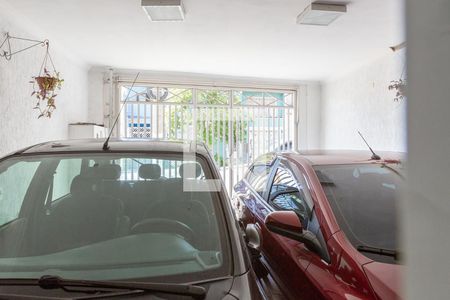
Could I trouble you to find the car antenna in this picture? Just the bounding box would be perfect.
[358,131,381,160]
[103,72,140,151]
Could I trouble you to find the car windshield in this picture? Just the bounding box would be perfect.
[0,153,229,282]
[314,163,403,264]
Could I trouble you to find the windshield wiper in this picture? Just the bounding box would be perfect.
[0,275,206,299]
[357,245,400,260]
[380,163,405,179]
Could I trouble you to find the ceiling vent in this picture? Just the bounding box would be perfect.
[297,3,347,26]
[141,0,185,22]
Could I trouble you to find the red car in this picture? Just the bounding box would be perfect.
[233,150,404,300]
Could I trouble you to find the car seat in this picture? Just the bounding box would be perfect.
[144,163,213,249]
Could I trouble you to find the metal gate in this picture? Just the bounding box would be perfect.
[119,84,296,191]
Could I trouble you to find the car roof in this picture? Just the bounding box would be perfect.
[280,150,405,166]
[13,139,210,156]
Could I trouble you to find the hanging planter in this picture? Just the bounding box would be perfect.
[388,54,407,102]
[35,76,59,92]
[30,41,64,118]
[1,33,65,118]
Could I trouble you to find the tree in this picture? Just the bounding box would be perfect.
[166,89,248,167]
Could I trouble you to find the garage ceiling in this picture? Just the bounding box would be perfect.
[2,0,403,81]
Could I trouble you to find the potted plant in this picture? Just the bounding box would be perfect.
[29,40,64,118]
[30,68,64,118]
[388,79,407,102]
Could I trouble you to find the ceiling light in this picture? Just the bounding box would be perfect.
[141,0,185,22]
[297,3,347,26]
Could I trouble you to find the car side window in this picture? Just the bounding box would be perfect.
[269,167,310,223]
[52,159,82,200]
[0,161,40,225]
[246,164,272,198]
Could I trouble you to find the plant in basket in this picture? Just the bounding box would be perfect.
[30,42,64,118]
[388,79,407,102]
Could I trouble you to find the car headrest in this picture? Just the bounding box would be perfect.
[91,164,121,180]
[179,163,202,179]
[139,164,161,180]
[70,175,100,195]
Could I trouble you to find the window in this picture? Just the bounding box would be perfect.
[269,167,310,223]
[0,153,230,283]
[109,158,205,181]
[120,84,296,194]
[314,164,402,264]
[198,89,230,105]
[52,159,82,200]
[0,160,40,226]
[246,164,271,197]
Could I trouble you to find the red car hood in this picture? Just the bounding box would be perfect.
[363,261,403,300]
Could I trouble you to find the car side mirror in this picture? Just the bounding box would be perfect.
[265,211,324,257]
[245,224,261,258]
[265,211,304,241]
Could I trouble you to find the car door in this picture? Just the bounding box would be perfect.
[253,161,322,299]
[233,166,259,229]
[233,153,278,228]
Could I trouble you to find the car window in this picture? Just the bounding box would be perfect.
[0,153,230,283]
[269,166,310,223]
[52,158,82,200]
[112,158,205,180]
[246,164,271,197]
[314,164,402,264]
[0,160,40,225]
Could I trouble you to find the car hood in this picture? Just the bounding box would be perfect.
[363,261,403,300]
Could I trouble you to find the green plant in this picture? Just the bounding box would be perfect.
[30,68,64,118]
[164,89,249,166]
[388,79,407,102]
[214,153,227,168]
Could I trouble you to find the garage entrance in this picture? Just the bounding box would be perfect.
[118,84,296,191]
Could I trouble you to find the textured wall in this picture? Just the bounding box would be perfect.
[297,82,321,150]
[87,68,105,126]
[320,52,407,152]
[0,13,89,156]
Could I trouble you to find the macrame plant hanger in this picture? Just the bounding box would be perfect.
[37,40,57,76]
[32,41,61,118]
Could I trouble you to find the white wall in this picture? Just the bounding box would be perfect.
[404,0,450,298]
[0,4,89,156]
[87,68,106,126]
[320,52,407,152]
[298,82,321,150]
